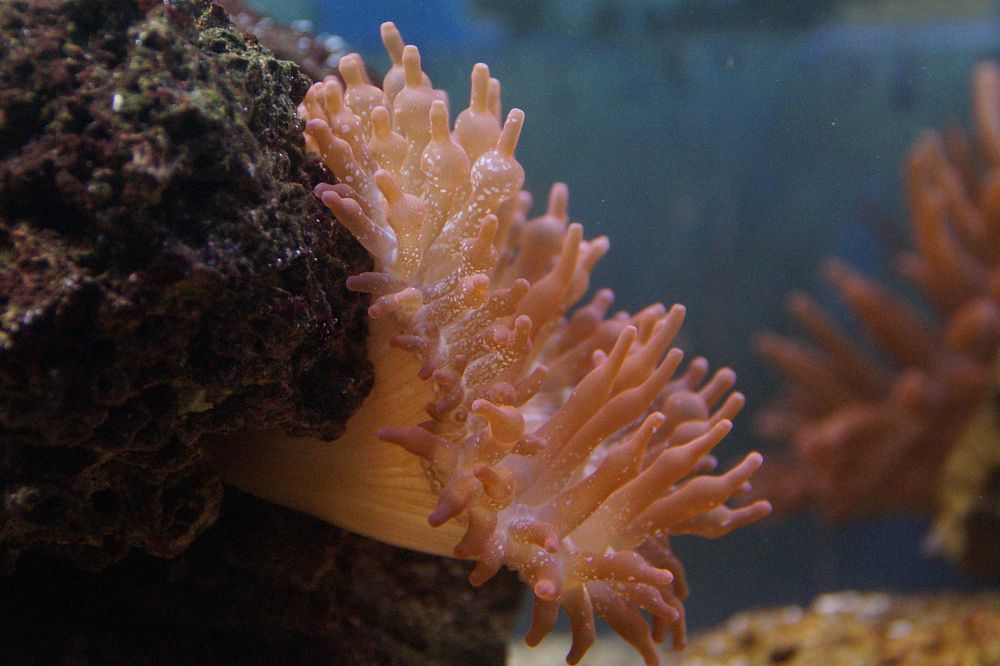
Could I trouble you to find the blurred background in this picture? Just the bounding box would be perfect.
[244,0,998,648]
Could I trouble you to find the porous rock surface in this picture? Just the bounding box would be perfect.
[0,0,371,569]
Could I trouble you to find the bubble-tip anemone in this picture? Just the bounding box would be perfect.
[209,22,771,666]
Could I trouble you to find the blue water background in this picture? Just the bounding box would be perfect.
[250,0,997,637]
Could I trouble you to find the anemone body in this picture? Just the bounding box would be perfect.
[211,23,771,665]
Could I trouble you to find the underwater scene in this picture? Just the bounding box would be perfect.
[1,0,999,664]
[249,0,1000,660]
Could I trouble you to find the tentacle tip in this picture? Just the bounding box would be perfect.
[427,511,448,528]
[304,117,326,132]
[533,579,558,601]
[318,189,340,204]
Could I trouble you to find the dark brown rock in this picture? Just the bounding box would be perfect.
[0,489,522,665]
[215,0,352,82]
[0,0,371,569]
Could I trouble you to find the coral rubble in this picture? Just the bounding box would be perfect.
[665,590,1000,665]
